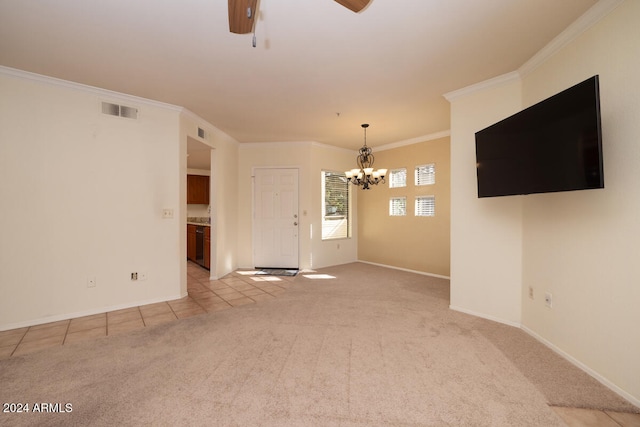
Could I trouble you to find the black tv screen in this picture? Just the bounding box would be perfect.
[475,75,604,198]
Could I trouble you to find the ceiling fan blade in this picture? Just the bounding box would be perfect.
[228,0,258,34]
[333,0,371,13]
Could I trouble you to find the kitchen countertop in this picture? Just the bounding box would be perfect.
[187,216,210,226]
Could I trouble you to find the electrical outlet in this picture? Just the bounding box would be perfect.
[544,292,553,308]
[528,286,534,300]
[162,209,174,219]
[139,272,147,281]
[87,277,96,288]
[131,272,138,281]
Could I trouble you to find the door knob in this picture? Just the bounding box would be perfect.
[294,222,298,226]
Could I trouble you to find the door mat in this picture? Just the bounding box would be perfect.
[255,269,298,277]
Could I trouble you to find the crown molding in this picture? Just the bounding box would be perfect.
[376,130,451,152]
[0,65,182,112]
[180,107,213,127]
[315,131,452,154]
[519,0,625,77]
[443,0,624,102]
[443,72,521,102]
[0,66,243,145]
[238,133,451,153]
[311,141,359,154]
[239,141,315,149]
[180,107,239,146]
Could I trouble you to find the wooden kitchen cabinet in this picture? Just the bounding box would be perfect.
[204,226,210,270]
[187,224,197,261]
[187,174,209,205]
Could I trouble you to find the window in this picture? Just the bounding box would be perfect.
[389,168,407,188]
[415,196,435,216]
[322,171,350,239]
[415,164,435,186]
[389,197,407,216]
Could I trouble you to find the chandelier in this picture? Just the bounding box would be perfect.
[345,124,387,190]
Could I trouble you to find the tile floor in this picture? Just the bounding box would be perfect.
[0,262,295,360]
[1,263,639,426]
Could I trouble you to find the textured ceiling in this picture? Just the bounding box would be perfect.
[0,0,598,150]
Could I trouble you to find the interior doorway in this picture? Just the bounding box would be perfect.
[187,136,214,276]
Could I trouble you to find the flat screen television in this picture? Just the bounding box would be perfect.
[475,75,604,198]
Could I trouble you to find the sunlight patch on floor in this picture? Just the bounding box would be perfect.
[251,276,283,282]
[236,270,261,275]
[302,274,336,280]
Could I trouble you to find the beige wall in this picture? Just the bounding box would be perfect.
[448,76,524,325]
[448,0,640,405]
[237,143,311,270]
[310,143,359,269]
[179,114,239,281]
[357,137,451,277]
[520,0,640,405]
[0,69,184,329]
[237,142,358,271]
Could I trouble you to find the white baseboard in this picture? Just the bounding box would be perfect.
[449,304,522,328]
[449,306,640,408]
[521,325,640,409]
[357,260,451,280]
[359,261,639,407]
[0,293,184,332]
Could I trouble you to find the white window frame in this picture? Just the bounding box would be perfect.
[389,197,407,216]
[321,171,351,240]
[415,195,435,217]
[415,163,436,186]
[389,168,407,188]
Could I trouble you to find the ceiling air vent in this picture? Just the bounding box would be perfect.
[101,102,138,119]
[197,127,206,139]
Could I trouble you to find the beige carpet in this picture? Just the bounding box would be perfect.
[0,262,637,426]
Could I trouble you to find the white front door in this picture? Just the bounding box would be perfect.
[253,168,299,269]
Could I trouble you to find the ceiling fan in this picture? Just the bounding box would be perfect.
[228,0,371,34]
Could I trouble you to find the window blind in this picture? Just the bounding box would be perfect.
[415,196,435,216]
[389,197,407,216]
[415,164,435,186]
[389,168,407,188]
[322,171,350,239]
